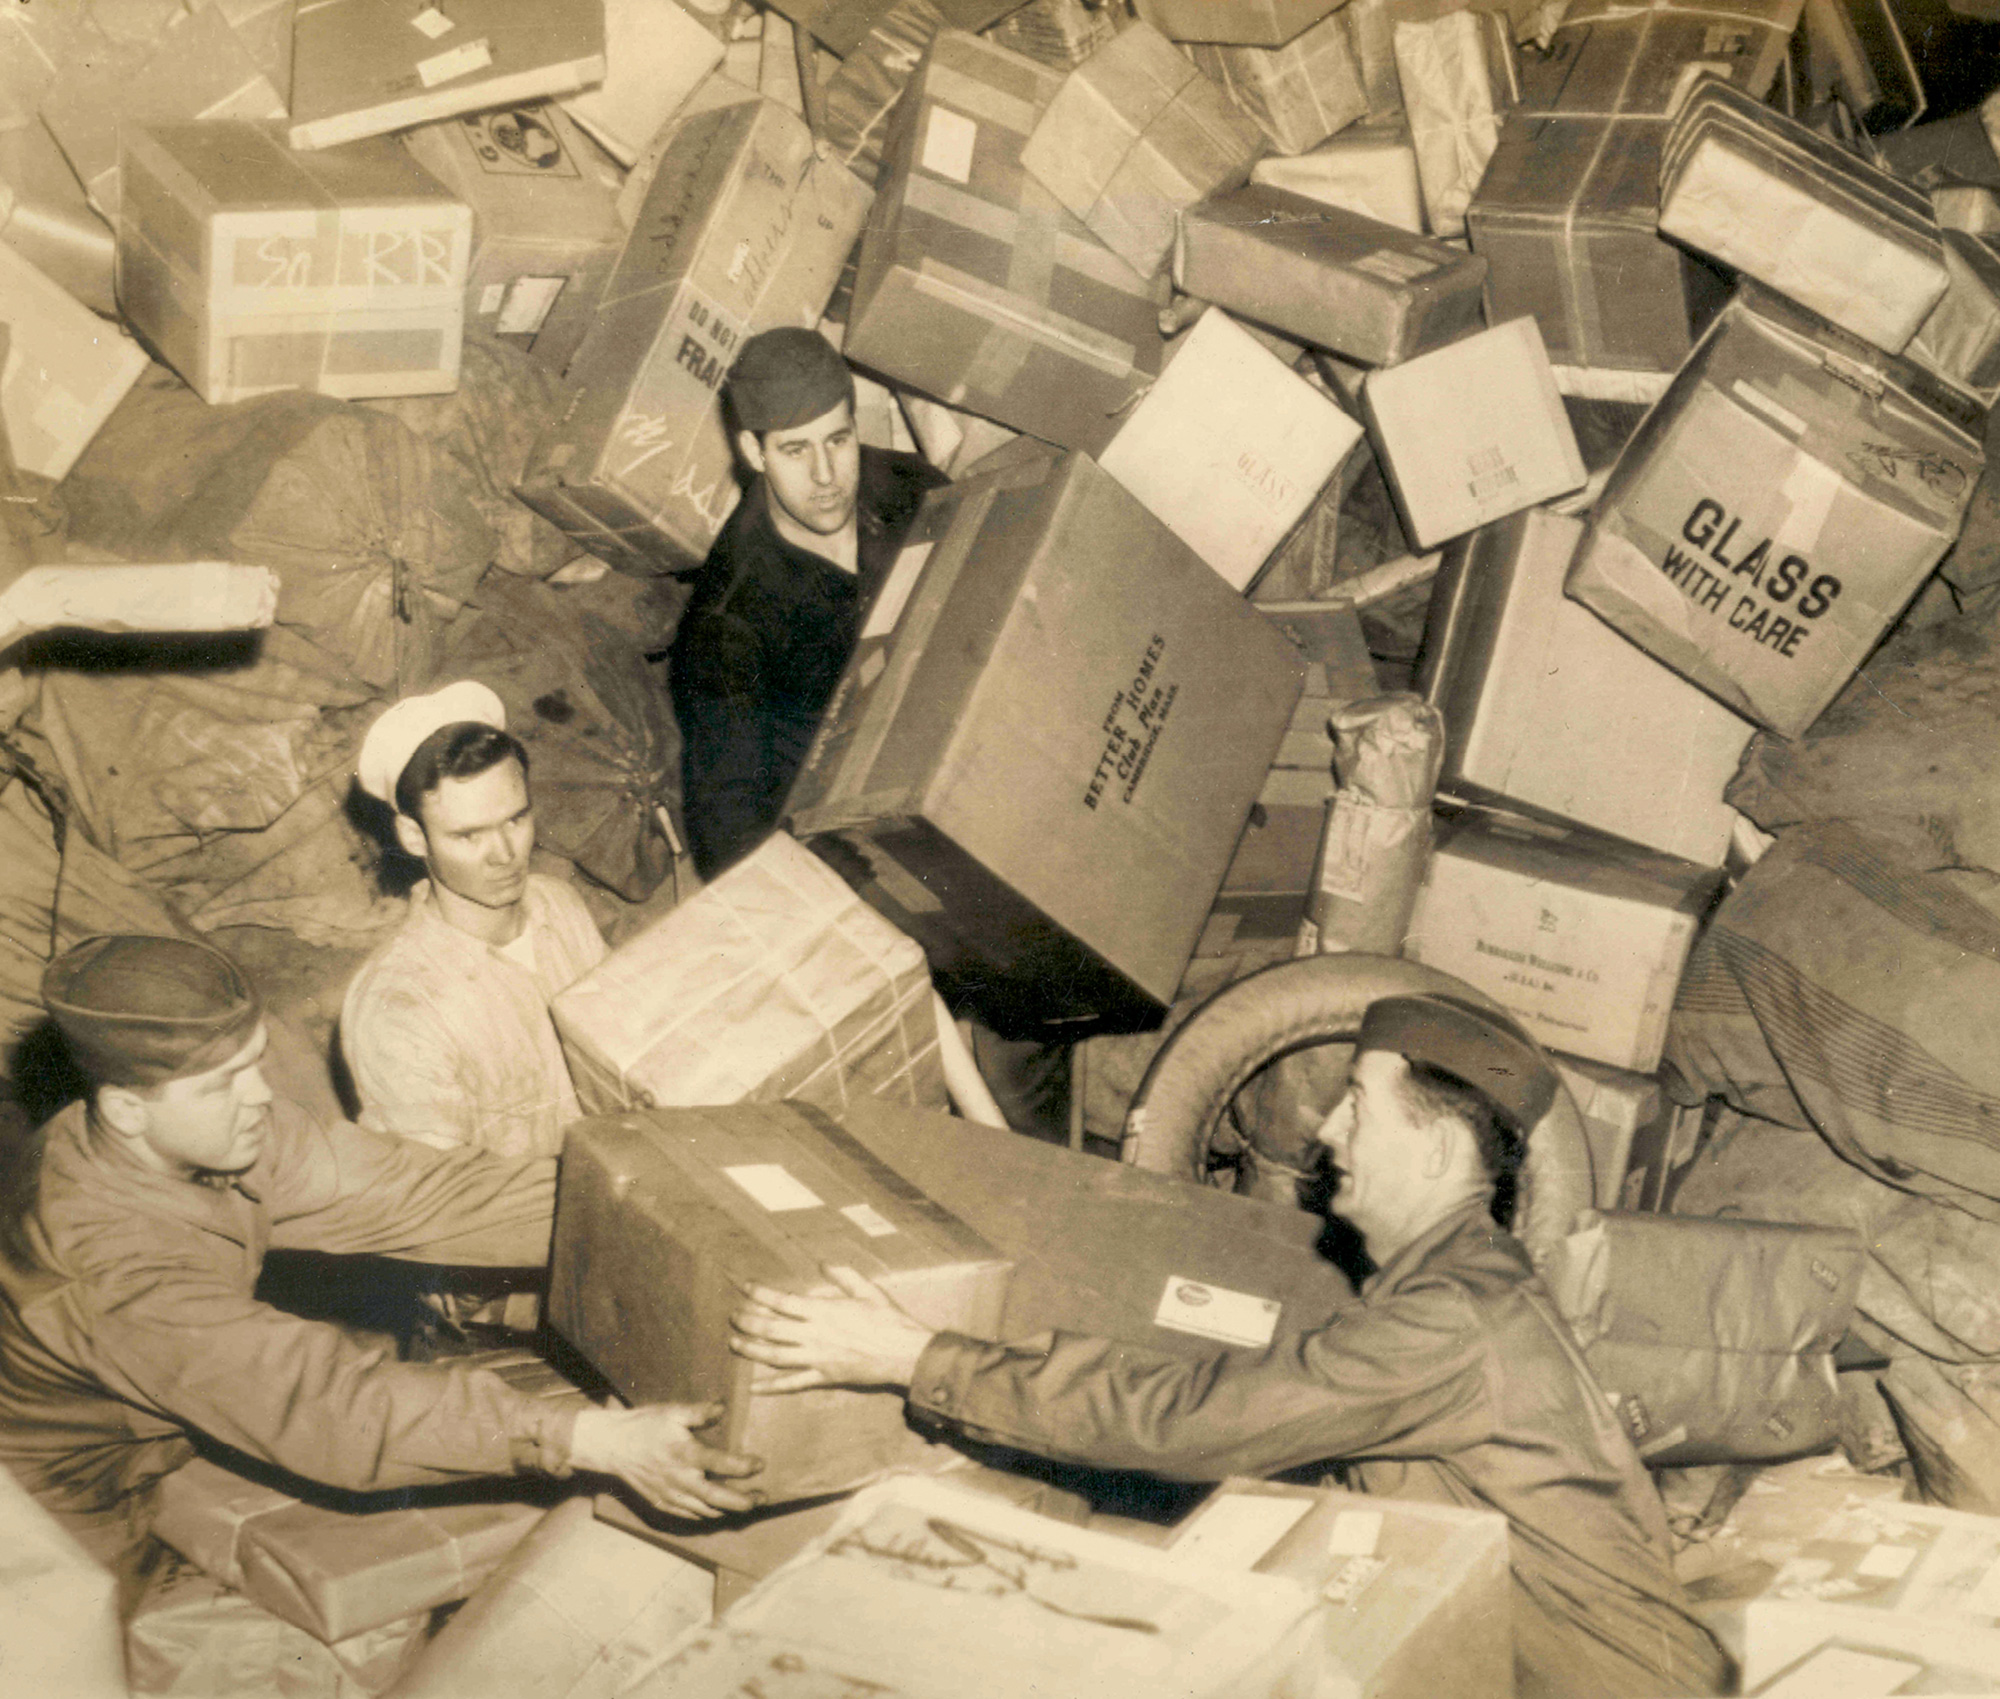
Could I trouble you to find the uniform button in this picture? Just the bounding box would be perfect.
[928,1386,952,1406]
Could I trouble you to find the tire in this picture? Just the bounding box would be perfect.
[1122,954,1596,1259]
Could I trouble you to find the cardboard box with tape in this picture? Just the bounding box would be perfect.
[771,0,1028,56]
[1135,0,1346,49]
[549,1101,1013,1504]
[0,242,148,483]
[1252,113,1426,232]
[1552,1054,1703,1213]
[1565,288,1986,738]
[1187,12,1369,156]
[785,448,1305,1031]
[116,122,472,407]
[517,90,872,575]
[844,28,1167,457]
[558,0,725,168]
[1393,8,1516,240]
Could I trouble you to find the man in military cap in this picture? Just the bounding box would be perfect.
[0,933,762,1609]
[669,326,944,881]
[731,994,1731,1699]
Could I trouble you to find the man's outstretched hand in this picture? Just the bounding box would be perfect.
[568,1402,763,1520]
[730,1265,938,1393]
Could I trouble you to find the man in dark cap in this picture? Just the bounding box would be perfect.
[731,994,1731,1699]
[669,325,944,880]
[0,934,763,1612]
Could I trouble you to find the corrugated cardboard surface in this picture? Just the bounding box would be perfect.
[1403,812,1721,1072]
[0,241,148,482]
[549,1103,1011,1503]
[517,93,871,574]
[553,832,944,1118]
[1177,182,1485,364]
[845,29,1165,456]
[117,122,471,406]
[1188,13,1368,155]
[786,450,1305,1027]
[1552,1054,1668,1211]
[1568,291,1985,737]
[1419,506,1751,865]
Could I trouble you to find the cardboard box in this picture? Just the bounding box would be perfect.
[1097,308,1363,591]
[1177,184,1486,366]
[1166,1478,1511,1699]
[0,119,117,318]
[0,1455,124,1699]
[1251,113,1425,232]
[1418,507,1752,866]
[1393,10,1513,240]
[821,0,949,187]
[981,0,1120,69]
[549,1103,1013,1504]
[552,831,945,1119]
[1135,0,1345,49]
[844,29,1167,457]
[1798,0,1925,134]
[1566,289,1987,738]
[1659,81,1949,356]
[1361,317,1586,550]
[771,0,1028,56]
[401,103,625,372]
[1188,13,1369,157]
[288,0,607,152]
[1553,1054,1681,1212]
[1745,1637,2000,1696]
[1019,21,1267,278]
[1877,110,2000,192]
[116,123,472,407]
[785,450,1306,1030]
[1674,1454,1910,1590]
[654,1477,1318,1698]
[0,243,147,483]
[214,0,295,105]
[1909,228,2000,404]
[1518,0,1802,121]
[517,92,872,575]
[557,0,724,168]
[1403,811,1722,1072]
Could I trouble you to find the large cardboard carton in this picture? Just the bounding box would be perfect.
[116,123,472,407]
[1019,21,1267,278]
[1419,507,1751,866]
[1252,113,1425,232]
[0,243,147,483]
[1361,317,1586,549]
[1674,1454,1911,1590]
[1566,289,1987,738]
[1660,81,1948,356]
[516,92,872,575]
[549,1103,1012,1504]
[552,831,945,1119]
[1188,13,1368,157]
[1097,307,1363,592]
[1136,0,1345,48]
[844,29,1167,457]
[1167,1478,1511,1699]
[1176,183,1486,366]
[820,0,950,187]
[771,0,1029,56]
[1518,0,1802,121]
[1403,811,1721,1072]
[401,103,625,372]
[288,0,608,152]
[785,449,1306,1031]
[557,0,724,168]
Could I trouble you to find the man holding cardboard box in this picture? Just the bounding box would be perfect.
[0,934,763,1614]
[733,994,1730,1698]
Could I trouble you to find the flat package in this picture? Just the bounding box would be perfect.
[1419,507,1752,866]
[1659,79,1948,355]
[558,0,724,167]
[786,449,1305,1030]
[1252,114,1425,232]
[288,0,608,152]
[551,831,945,1119]
[1567,289,1986,737]
[400,102,624,370]
[1187,13,1369,156]
[117,122,472,406]
[0,241,148,482]
[517,91,872,574]
[1097,307,1363,591]
[1361,316,1586,548]
[769,0,1028,56]
[1167,1478,1511,1699]
[1176,182,1486,366]
[1403,811,1721,1072]
[1393,8,1515,240]
[550,1102,1012,1504]
[843,28,1167,457]
[1018,20,1267,277]
[1135,0,1345,48]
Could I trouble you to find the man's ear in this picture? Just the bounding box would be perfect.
[392,812,429,863]
[95,1083,150,1141]
[1421,1115,1458,1182]
[737,429,767,476]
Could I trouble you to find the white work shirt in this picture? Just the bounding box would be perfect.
[340,874,607,1159]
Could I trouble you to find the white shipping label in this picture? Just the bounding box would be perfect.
[477,282,506,315]
[412,7,455,38]
[1174,1494,1316,1569]
[1153,1277,1281,1349]
[861,542,933,640]
[840,1202,899,1239]
[1327,1509,1384,1557]
[495,275,566,336]
[724,1164,826,1213]
[922,107,979,185]
[1855,1542,1918,1580]
[418,38,493,87]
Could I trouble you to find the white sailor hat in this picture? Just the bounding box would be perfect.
[356,680,507,810]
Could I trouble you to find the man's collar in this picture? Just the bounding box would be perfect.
[1362,1199,1495,1298]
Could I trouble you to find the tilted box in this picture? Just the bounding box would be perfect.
[0,242,147,482]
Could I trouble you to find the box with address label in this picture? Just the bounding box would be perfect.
[549,1101,1012,1505]
[1166,1478,1511,1699]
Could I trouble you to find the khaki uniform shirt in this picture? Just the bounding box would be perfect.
[909,1203,1731,1699]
